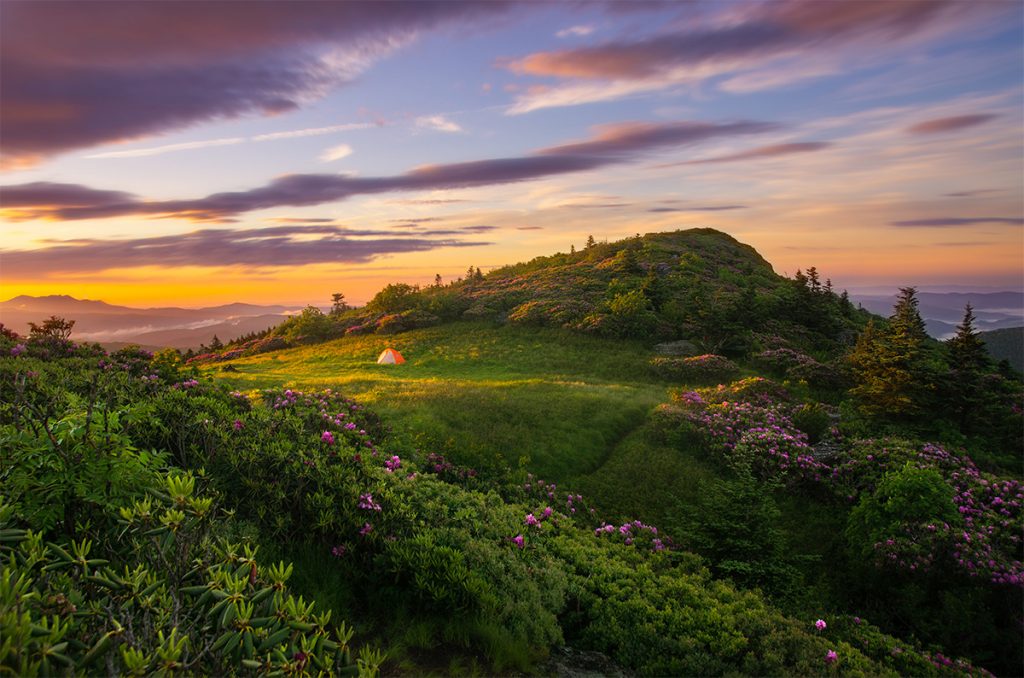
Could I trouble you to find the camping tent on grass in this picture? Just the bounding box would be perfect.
[377,348,405,365]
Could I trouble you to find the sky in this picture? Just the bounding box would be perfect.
[1,0,1022,307]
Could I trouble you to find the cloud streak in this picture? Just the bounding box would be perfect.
[1,119,777,222]
[0,225,491,277]
[0,1,510,166]
[670,141,831,165]
[84,123,377,159]
[890,217,1024,227]
[906,114,998,134]
[648,205,748,212]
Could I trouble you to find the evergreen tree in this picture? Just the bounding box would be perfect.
[947,304,988,374]
[848,288,932,420]
[209,334,223,351]
[570,244,575,254]
[944,304,990,432]
[889,287,928,360]
[839,290,853,317]
[585,234,596,249]
[330,292,348,315]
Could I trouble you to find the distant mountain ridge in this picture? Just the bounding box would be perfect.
[0,295,299,349]
[852,291,1024,340]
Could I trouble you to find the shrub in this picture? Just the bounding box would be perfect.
[651,354,739,383]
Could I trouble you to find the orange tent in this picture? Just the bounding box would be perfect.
[376,348,405,365]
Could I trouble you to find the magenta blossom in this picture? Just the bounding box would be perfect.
[825,650,838,664]
[321,430,335,445]
[815,619,827,631]
[525,513,540,527]
[541,506,553,520]
[233,419,244,431]
[359,523,373,536]
[511,534,525,549]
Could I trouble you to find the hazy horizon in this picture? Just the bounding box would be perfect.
[1,1,1022,306]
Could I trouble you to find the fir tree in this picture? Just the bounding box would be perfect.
[330,292,348,315]
[848,288,932,420]
[947,304,988,374]
[209,334,223,351]
[585,234,596,249]
[945,303,990,432]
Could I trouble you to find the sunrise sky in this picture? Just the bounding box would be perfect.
[1,0,1022,307]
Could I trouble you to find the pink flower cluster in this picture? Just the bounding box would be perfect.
[595,519,668,552]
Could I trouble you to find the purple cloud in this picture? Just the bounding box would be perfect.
[943,189,1003,198]
[0,225,490,277]
[890,217,1024,227]
[648,205,748,212]
[674,141,831,165]
[510,0,985,81]
[906,114,999,135]
[0,1,513,166]
[1,119,778,221]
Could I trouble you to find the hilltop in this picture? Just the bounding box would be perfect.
[223,228,865,365]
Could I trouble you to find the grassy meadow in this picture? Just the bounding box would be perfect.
[209,321,671,482]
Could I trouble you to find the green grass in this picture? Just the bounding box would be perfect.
[210,322,668,481]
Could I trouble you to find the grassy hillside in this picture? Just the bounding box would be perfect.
[220,228,866,364]
[211,322,668,481]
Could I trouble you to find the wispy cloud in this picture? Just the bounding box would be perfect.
[320,143,354,162]
[906,114,998,135]
[86,123,375,160]
[85,137,247,159]
[2,119,777,222]
[0,225,491,277]
[665,141,831,166]
[648,205,748,212]
[556,25,594,39]
[944,189,1004,198]
[415,115,463,133]
[251,123,374,142]
[890,217,1024,227]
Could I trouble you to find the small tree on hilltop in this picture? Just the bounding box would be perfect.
[330,292,349,315]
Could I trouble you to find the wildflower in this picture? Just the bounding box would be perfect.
[359,523,373,536]
[511,534,525,549]
[10,344,26,357]
[815,619,827,631]
[384,455,401,473]
[525,514,539,527]
[358,493,382,511]
[331,545,347,558]
[233,419,244,431]
[825,650,837,664]
[321,431,335,445]
[541,506,553,520]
